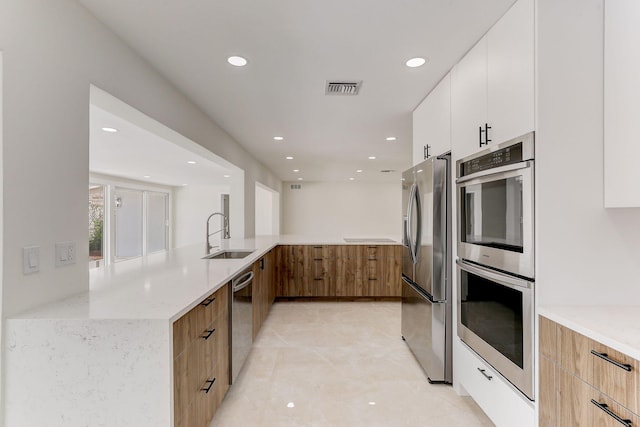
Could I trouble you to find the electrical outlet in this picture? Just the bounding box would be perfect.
[55,241,76,267]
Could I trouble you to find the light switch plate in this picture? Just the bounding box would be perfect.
[23,246,40,274]
[55,241,76,267]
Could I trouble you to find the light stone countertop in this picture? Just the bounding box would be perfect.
[538,305,640,360]
[11,234,400,322]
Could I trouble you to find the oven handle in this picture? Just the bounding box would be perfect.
[456,161,533,184]
[456,259,533,291]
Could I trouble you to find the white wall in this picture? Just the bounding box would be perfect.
[173,185,230,248]
[0,0,281,318]
[282,181,401,238]
[255,182,280,236]
[536,0,640,306]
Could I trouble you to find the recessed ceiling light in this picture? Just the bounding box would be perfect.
[297,177,303,181]
[406,57,427,68]
[227,56,248,67]
[356,169,363,173]
[386,136,397,141]
[143,175,151,178]
[368,401,377,406]
[287,402,295,409]
[349,177,355,181]
[223,174,231,178]
[286,156,294,160]
[101,127,118,133]
[293,169,299,172]
[187,161,197,164]
[368,156,376,160]
[273,136,284,141]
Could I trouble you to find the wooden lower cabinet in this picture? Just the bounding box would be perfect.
[253,249,275,339]
[539,315,640,427]
[277,245,402,298]
[174,284,229,427]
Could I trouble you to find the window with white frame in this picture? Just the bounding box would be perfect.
[89,181,170,267]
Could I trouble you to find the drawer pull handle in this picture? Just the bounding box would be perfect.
[201,378,216,394]
[591,400,633,427]
[477,368,493,381]
[201,328,216,340]
[591,350,633,372]
[201,297,216,307]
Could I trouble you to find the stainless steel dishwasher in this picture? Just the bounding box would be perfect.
[230,266,253,384]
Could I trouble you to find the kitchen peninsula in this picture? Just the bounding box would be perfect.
[3,236,400,427]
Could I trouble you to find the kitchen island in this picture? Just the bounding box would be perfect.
[3,235,399,427]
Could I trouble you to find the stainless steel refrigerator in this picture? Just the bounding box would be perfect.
[401,154,452,384]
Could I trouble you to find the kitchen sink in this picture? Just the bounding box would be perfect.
[202,250,255,260]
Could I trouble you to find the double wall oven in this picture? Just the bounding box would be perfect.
[455,132,535,400]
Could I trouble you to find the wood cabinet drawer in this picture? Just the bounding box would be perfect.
[591,390,639,427]
[558,324,593,381]
[558,368,592,427]
[539,356,557,427]
[539,316,557,360]
[590,341,639,414]
[173,287,226,357]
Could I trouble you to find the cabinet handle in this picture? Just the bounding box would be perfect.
[591,400,633,427]
[201,328,216,340]
[477,368,493,380]
[201,378,216,394]
[479,123,492,147]
[590,350,633,372]
[424,144,431,160]
[200,297,216,307]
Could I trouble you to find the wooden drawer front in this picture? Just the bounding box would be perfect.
[173,287,225,356]
[539,356,557,427]
[558,369,593,427]
[558,324,593,381]
[174,343,200,425]
[591,390,639,427]
[539,316,557,360]
[590,342,639,414]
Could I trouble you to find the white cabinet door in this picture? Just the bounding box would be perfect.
[604,0,640,207]
[487,0,535,145]
[412,73,451,166]
[451,37,488,159]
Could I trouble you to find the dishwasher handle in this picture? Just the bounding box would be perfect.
[233,271,254,292]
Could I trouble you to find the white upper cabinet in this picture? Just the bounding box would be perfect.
[413,72,451,166]
[487,0,535,145]
[451,37,488,159]
[451,0,534,159]
[604,0,640,207]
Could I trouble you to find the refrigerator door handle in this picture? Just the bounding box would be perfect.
[406,183,417,264]
[412,183,422,262]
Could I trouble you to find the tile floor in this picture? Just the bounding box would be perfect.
[211,301,495,427]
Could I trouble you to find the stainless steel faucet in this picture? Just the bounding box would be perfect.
[206,212,230,253]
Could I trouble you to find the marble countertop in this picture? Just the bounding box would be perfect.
[11,235,400,322]
[539,305,640,360]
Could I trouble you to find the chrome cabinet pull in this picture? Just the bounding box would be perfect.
[200,297,216,307]
[201,329,215,340]
[201,378,216,394]
[477,368,493,380]
[591,350,633,372]
[591,400,633,427]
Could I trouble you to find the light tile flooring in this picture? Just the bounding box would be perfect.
[211,301,494,427]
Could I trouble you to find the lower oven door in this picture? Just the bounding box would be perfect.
[456,259,534,400]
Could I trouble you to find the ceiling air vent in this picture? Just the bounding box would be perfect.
[380,169,396,173]
[326,81,362,96]
[290,184,302,190]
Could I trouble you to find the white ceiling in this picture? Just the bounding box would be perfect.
[90,105,234,187]
[80,0,516,183]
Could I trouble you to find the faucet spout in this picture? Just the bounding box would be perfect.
[206,212,230,253]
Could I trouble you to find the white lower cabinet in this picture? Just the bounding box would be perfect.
[455,340,535,427]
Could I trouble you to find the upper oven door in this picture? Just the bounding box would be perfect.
[457,162,534,279]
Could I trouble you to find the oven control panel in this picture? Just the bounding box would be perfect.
[459,143,523,177]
